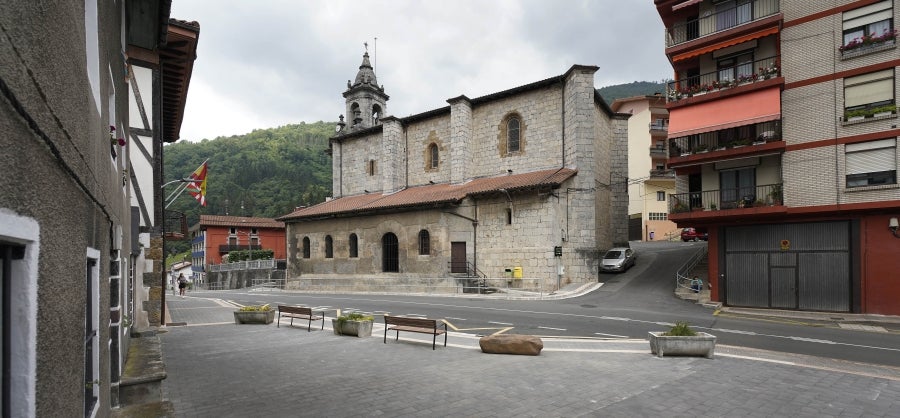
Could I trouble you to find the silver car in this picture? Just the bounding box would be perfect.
[600,247,636,273]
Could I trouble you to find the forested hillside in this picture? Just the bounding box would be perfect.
[163,121,334,233]
[596,81,668,103]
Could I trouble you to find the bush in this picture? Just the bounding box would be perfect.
[227,249,275,262]
[238,304,271,312]
[337,312,373,322]
[663,321,697,336]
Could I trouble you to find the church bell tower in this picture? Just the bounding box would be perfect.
[341,49,389,131]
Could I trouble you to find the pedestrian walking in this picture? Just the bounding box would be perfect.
[178,273,188,296]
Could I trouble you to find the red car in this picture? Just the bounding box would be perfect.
[681,227,708,242]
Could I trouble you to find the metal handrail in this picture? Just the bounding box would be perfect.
[665,0,780,47]
[669,183,783,213]
[669,119,782,156]
[666,55,779,103]
[676,244,708,290]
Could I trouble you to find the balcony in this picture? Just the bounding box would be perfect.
[669,119,781,157]
[667,55,778,103]
[666,0,780,48]
[669,183,783,214]
[650,146,668,158]
[650,169,676,178]
[649,121,669,132]
[218,244,262,253]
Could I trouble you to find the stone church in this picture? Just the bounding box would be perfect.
[279,52,630,291]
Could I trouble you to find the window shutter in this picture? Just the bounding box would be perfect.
[845,69,894,107]
[846,139,896,174]
[843,0,892,30]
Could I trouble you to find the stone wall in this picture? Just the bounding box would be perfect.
[206,269,283,290]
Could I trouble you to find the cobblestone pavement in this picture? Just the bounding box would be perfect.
[160,296,900,417]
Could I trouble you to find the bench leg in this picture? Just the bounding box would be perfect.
[307,317,312,332]
[432,333,436,350]
[277,314,280,328]
[395,330,399,341]
[384,326,388,344]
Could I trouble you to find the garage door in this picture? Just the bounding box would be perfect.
[724,221,851,312]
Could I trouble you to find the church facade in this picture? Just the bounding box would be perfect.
[279,53,630,291]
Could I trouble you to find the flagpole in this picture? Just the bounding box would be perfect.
[165,158,209,208]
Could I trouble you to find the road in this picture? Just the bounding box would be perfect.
[187,241,900,367]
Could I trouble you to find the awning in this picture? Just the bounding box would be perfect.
[672,26,779,62]
[672,0,702,11]
[668,87,781,137]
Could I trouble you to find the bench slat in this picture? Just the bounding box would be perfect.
[383,315,447,350]
[277,305,324,332]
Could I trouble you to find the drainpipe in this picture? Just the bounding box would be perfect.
[561,78,566,168]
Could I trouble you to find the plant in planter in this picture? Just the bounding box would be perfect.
[332,312,374,337]
[233,304,275,324]
[709,203,717,211]
[649,321,716,358]
[694,143,709,153]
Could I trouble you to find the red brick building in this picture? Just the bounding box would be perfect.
[190,215,286,281]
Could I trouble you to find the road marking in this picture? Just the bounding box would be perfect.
[654,322,674,327]
[594,332,629,338]
[788,337,837,344]
[538,326,567,331]
[488,321,514,325]
[715,328,758,335]
[601,316,631,322]
[445,317,467,321]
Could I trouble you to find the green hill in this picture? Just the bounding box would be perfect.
[597,81,668,103]
[163,121,334,251]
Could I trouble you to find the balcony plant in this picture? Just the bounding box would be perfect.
[233,304,275,324]
[332,312,374,337]
[649,321,716,358]
[844,104,897,122]
[839,29,898,53]
[768,185,783,205]
[694,143,709,153]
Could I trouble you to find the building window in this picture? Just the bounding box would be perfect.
[842,1,893,50]
[657,191,666,201]
[717,50,753,83]
[418,230,430,256]
[302,237,310,258]
[428,143,439,169]
[372,104,382,125]
[649,212,668,221]
[507,117,520,152]
[367,159,376,176]
[505,208,513,225]
[381,233,399,272]
[324,235,333,259]
[84,248,100,418]
[348,234,358,258]
[844,69,894,116]
[719,167,756,208]
[846,138,897,187]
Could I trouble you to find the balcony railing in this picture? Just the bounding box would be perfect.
[667,55,779,103]
[650,169,676,178]
[208,259,284,272]
[650,146,668,157]
[649,122,669,131]
[666,0,780,47]
[218,244,262,253]
[669,119,781,157]
[669,183,783,213]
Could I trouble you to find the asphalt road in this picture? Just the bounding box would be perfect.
[189,241,900,368]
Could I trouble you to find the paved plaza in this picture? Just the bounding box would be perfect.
[158,295,900,417]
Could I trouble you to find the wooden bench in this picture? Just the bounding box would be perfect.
[383,315,447,350]
[277,305,324,331]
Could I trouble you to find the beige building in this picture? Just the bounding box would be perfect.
[279,53,630,290]
[611,95,678,241]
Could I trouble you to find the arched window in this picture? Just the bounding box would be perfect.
[428,143,439,169]
[507,117,520,152]
[350,102,361,126]
[302,237,310,258]
[382,232,399,272]
[418,230,430,255]
[349,233,358,258]
[325,235,333,258]
[372,104,382,125]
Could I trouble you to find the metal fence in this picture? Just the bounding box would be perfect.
[676,244,708,291]
[286,276,548,299]
[208,259,285,272]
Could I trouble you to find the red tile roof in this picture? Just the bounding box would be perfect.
[197,215,284,229]
[279,168,577,221]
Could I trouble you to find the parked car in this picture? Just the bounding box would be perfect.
[600,247,636,273]
[681,227,708,242]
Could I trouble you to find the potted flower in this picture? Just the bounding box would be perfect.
[694,143,709,153]
[649,321,716,358]
[233,304,275,324]
[332,312,374,337]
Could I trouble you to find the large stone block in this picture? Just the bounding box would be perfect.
[479,334,543,356]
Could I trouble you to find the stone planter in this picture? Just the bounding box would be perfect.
[648,331,716,358]
[233,310,275,324]
[332,319,373,337]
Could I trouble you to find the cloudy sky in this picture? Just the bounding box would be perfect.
[170,1,672,142]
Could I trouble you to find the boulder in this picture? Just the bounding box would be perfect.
[479,334,543,356]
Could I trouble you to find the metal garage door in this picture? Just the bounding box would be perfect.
[724,221,851,312]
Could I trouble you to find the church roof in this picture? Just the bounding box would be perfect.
[352,52,379,88]
[278,168,577,221]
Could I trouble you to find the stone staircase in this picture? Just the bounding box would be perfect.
[674,255,716,307]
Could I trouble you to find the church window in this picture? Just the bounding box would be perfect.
[325,235,333,259]
[372,104,382,125]
[507,118,520,152]
[302,237,310,258]
[349,233,358,258]
[418,230,430,255]
[367,160,376,176]
[506,208,513,225]
[428,144,439,169]
[351,102,361,126]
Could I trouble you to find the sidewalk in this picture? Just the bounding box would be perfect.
[157,296,900,417]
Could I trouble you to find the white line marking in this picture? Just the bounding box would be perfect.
[489,321,514,325]
[594,332,629,338]
[602,316,631,322]
[445,317,467,321]
[538,326,567,331]
[715,328,758,335]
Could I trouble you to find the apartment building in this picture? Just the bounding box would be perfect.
[611,95,678,241]
[189,215,287,283]
[655,0,899,315]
